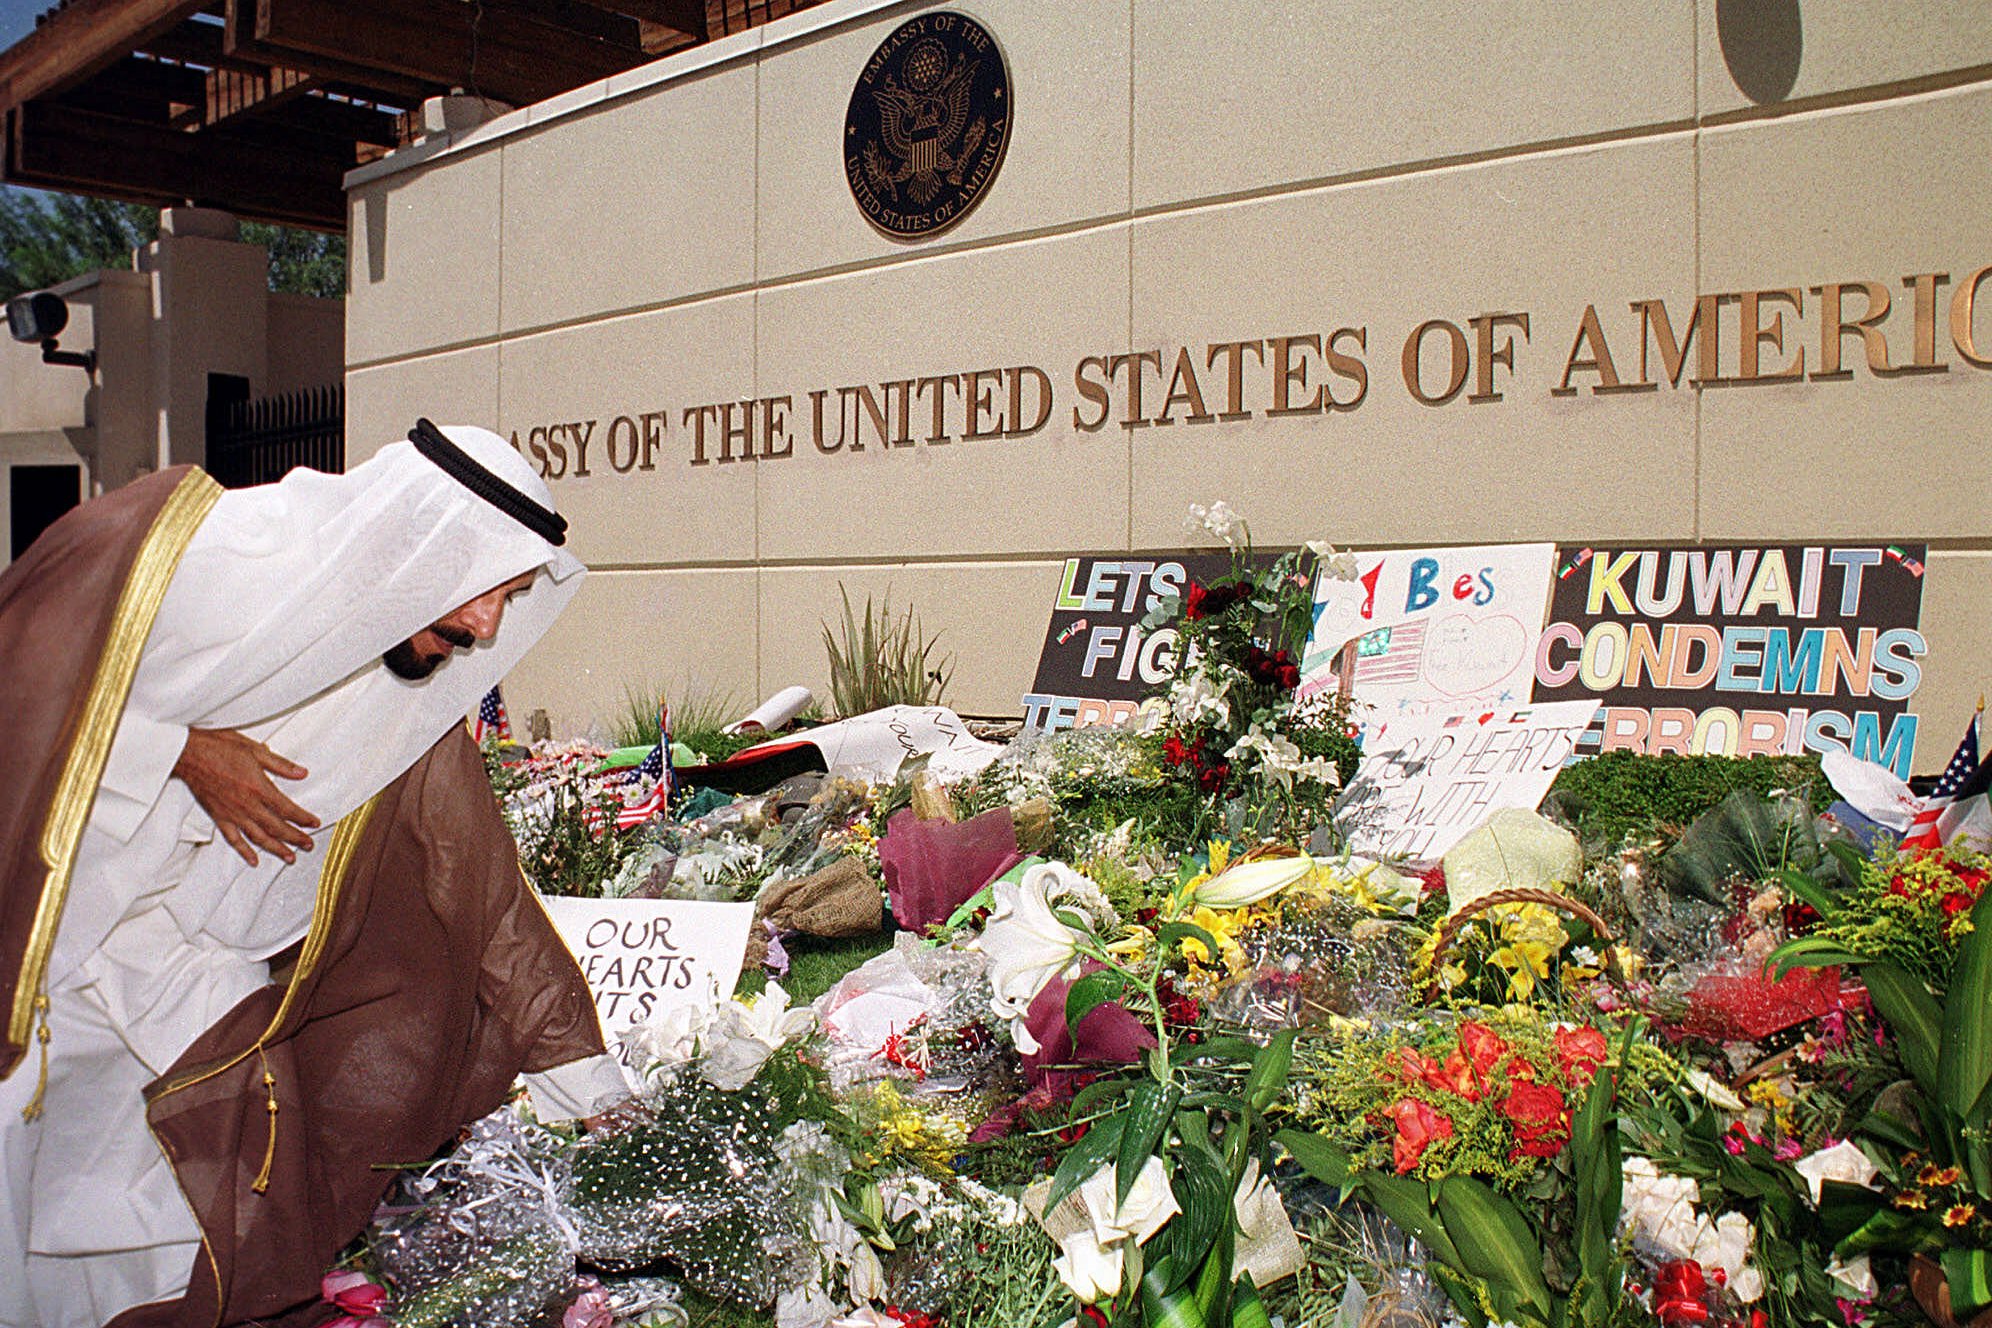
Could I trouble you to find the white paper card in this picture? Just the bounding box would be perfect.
[543,896,755,1046]
[1335,701,1601,863]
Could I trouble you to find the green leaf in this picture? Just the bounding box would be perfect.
[1944,1248,1992,1317]
[1066,971,1128,1040]
[1777,865,1842,918]
[1187,1036,1267,1065]
[1048,1113,1126,1211]
[1070,1073,1138,1122]
[1140,1259,1208,1328]
[1275,1129,1351,1188]
[1358,1171,1462,1272]
[1230,1274,1273,1328]
[1191,1219,1234,1326]
[1435,1175,1551,1316]
[1938,890,1992,1122]
[1117,1080,1184,1206]
[1854,1102,1924,1154]
[1866,963,1943,1094]
[1167,1140,1231,1292]
[1817,1178,1888,1248]
[1768,936,1872,978]
[1835,1204,1944,1258]
[1242,1030,1296,1113]
[1159,921,1222,962]
[1428,1264,1491,1327]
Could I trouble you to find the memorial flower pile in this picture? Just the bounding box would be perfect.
[340,506,1990,1328]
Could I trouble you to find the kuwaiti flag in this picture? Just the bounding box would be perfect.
[1902,704,1983,849]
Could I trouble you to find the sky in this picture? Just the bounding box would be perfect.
[0,0,38,52]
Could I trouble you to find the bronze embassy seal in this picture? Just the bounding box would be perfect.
[844,11,1011,239]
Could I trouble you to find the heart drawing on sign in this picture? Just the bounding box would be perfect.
[1421,614,1531,698]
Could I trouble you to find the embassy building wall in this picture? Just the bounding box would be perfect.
[342,0,1992,772]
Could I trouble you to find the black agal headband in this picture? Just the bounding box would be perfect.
[409,417,567,546]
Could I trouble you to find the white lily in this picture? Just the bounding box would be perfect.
[1186,500,1245,548]
[1826,1252,1877,1299]
[1193,854,1312,909]
[620,994,712,1081]
[1076,1156,1181,1249]
[1051,1227,1125,1303]
[972,862,1093,1054]
[701,981,816,1090]
[1793,1139,1880,1207]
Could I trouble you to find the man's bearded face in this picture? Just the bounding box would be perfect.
[382,622,477,680]
[381,571,538,681]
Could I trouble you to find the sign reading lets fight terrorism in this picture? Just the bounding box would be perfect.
[1532,544,1928,777]
[1023,554,1230,732]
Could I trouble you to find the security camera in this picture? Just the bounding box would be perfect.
[6,291,93,372]
[6,292,67,344]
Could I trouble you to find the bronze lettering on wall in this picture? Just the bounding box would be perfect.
[504,261,1992,479]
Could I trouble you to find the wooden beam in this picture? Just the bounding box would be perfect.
[54,54,207,122]
[265,91,400,147]
[0,0,206,111]
[5,100,347,229]
[252,0,647,109]
[222,0,441,105]
[204,61,313,124]
[566,0,706,43]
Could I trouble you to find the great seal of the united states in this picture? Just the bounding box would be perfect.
[844,12,1011,240]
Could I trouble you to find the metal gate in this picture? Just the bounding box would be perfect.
[205,378,344,488]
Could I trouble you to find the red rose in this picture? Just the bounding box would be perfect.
[1162,732,1190,766]
[1554,1025,1609,1086]
[1184,580,1210,621]
[1384,1097,1454,1174]
[1942,891,1973,916]
[1653,1260,1710,1325]
[1500,1080,1570,1159]
[1433,1021,1510,1101]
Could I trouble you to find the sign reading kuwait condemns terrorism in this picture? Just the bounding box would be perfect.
[1532,544,1928,778]
[844,11,1011,239]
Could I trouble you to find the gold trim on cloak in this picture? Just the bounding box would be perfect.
[10,469,222,1053]
[144,795,379,1327]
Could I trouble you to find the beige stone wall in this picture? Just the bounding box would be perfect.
[343,0,1992,768]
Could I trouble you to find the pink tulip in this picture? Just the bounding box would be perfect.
[321,1270,388,1315]
[564,1285,615,1328]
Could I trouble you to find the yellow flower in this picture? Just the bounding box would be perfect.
[1485,903,1565,1002]
[1919,1165,1962,1188]
[1943,1203,1977,1228]
[1894,1190,1928,1210]
[1177,905,1247,973]
[1105,926,1154,962]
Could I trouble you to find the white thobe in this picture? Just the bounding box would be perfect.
[0,567,624,1327]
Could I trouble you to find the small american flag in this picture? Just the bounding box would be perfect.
[613,702,673,831]
[472,686,511,744]
[1902,705,1981,848]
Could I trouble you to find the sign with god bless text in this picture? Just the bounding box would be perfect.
[1532,544,1928,778]
[1297,544,1555,718]
[543,897,755,1041]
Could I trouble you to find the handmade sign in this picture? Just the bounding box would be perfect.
[1532,543,1927,778]
[1335,700,1602,862]
[1023,553,1231,731]
[1297,544,1555,719]
[543,897,756,1047]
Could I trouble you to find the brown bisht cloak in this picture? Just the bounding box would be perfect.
[0,468,606,1327]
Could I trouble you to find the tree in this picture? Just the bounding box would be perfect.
[241,221,346,299]
[0,189,155,299]
[0,188,346,300]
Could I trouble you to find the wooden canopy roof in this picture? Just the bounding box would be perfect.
[0,0,810,230]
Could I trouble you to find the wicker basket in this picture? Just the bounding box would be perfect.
[1424,887,1618,1000]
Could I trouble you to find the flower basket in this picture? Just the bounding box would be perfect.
[1424,886,1620,1001]
[1911,1254,1992,1328]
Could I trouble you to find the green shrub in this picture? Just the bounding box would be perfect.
[1547,748,1830,852]
[822,586,952,718]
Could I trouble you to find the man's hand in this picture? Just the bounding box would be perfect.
[172,728,320,866]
